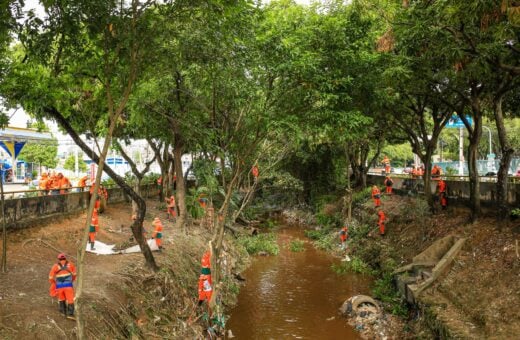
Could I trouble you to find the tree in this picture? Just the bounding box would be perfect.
[18,140,58,171]
[63,153,87,172]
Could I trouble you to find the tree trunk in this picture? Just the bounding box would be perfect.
[421,149,434,210]
[46,107,158,271]
[493,94,514,221]
[209,166,241,309]
[467,113,482,222]
[173,130,187,231]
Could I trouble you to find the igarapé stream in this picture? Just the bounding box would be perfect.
[227,227,371,339]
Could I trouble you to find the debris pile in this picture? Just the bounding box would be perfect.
[340,295,393,339]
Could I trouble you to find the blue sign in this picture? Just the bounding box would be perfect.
[446,115,472,128]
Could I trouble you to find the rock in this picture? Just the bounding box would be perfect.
[326,316,335,321]
[258,251,269,256]
[228,329,235,338]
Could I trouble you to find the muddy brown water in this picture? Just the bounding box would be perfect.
[227,227,372,339]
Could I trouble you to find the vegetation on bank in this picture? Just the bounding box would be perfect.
[237,233,279,256]
[303,189,410,318]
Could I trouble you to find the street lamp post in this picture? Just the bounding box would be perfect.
[482,126,492,157]
[482,126,494,173]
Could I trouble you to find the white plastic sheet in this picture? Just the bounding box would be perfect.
[85,239,160,255]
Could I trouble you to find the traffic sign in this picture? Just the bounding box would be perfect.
[446,115,472,128]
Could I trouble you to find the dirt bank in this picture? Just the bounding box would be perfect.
[0,200,247,339]
[351,194,520,338]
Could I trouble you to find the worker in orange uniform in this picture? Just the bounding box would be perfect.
[49,253,77,319]
[197,274,213,309]
[339,226,348,250]
[165,195,176,220]
[371,185,381,208]
[57,173,71,194]
[39,173,49,196]
[252,165,259,182]
[201,250,211,275]
[49,172,60,195]
[381,155,391,174]
[384,176,394,195]
[78,175,88,191]
[151,217,164,250]
[377,209,386,236]
[431,165,441,180]
[417,166,424,177]
[437,178,448,210]
[89,209,99,250]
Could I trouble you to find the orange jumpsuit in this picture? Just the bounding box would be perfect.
[89,209,99,247]
[371,186,381,207]
[166,196,176,218]
[384,176,393,194]
[49,260,76,304]
[58,175,71,194]
[382,156,391,174]
[78,176,88,190]
[198,274,213,303]
[201,251,211,275]
[39,174,49,195]
[378,210,386,235]
[152,220,163,248]
[438,180,447,208]
[339,226,348,243]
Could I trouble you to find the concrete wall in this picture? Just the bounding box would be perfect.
[2,184,158,230]
[368,175,520,206]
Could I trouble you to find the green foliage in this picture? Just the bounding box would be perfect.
[352,187,372,205]
[18,140,58,169]
[185,187,206,219]
[381,143,413,167]
[237,233,279,256]
[332,257,374,275]
[445,167,457,176]
[63,154,87,172]
[261,218,278,229]
[101,178,115,188]
[372,273,408,317]
[142,173,160,185]
[511,208,520,217]
[289,239,305,252]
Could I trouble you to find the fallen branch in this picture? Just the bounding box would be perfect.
[516,239,519,259]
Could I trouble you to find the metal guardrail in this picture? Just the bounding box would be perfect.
[368,172,520,184]
[0,186,91,199]
[0,183,156,199]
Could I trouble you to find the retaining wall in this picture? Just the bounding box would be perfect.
[367,175,520,206]
[1,184,158,230]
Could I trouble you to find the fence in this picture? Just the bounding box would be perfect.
[368,175,520,206]
[434,158,520,176]
[0,184,158,231]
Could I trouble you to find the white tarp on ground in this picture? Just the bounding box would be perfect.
[86,239,159,255]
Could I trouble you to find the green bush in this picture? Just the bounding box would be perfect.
[331,257,374,275]
[352,187,372,205]
[238,233,279,255]
[289,239,305,252]
[304,229,325,240]
[372,273,408,317]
